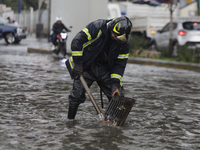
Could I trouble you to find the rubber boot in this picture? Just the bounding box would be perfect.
[68,103,79,119]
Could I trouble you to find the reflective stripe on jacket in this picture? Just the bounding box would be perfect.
[65,19,130,87]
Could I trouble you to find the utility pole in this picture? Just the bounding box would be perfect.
[47,0,51,37]
[18,0,21,24]
[30,7,33,34]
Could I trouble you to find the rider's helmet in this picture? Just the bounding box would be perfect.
[56,16,62,22]
[108,16,132,43]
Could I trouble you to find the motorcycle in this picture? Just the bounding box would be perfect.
[51,30,69,58]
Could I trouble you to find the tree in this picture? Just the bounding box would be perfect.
[164,0,178,57]
[1,0,38,12]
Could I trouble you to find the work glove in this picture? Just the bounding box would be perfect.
[111,84,123,97]
[72,63,83,79]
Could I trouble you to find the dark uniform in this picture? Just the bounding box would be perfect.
[65,16,132,119]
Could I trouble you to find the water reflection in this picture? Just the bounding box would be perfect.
[0,52,200,150]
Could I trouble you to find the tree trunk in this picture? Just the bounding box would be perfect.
[168,1,173,58]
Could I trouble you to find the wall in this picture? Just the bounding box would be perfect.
[180,0,196,8]
[51,0,108,53]
[179,2,197,18]
[125,2,179,18]
[1,10,14,20]
[12,10,49,34]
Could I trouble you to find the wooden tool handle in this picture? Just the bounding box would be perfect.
[80,75,104,121]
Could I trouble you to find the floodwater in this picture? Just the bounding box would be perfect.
[0,49,200,150]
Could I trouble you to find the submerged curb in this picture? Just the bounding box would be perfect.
[128,58,200,72]
[27,47,52,54]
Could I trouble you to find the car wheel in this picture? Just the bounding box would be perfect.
[5,33,15,44]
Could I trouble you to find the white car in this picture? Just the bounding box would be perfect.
[151,18,200,55]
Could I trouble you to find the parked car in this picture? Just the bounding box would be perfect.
[151,18,200,55]
[0,16,27,44]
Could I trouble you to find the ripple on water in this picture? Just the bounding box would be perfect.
[0,54,200,149]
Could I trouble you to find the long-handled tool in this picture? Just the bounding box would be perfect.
[80,75,105,121]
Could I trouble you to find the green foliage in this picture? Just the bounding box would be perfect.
[1,0,38,12]
[176,45,200,63]
[23,0,38,10]
[129,34,147,55]
[158,48,169,58]
[154,45,200,63]
[129,35,200,63]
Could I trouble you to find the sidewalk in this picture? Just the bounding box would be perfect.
[26,35,200,72]
[27,34,51,54]
[128,58,200,72]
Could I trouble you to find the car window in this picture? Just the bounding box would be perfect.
[0,17,7,24]
[162,23,177,32]
[173,23,177,30]
[162,23,170,32]
[183,22,200,30]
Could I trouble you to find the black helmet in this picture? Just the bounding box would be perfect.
[108,16,132,43]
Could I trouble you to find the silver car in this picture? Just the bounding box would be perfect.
[151,18,200,55]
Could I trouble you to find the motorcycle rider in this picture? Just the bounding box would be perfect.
[51,16,71,50]
[65,16,132,119]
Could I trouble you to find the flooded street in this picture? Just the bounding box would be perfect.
[0,41,200,150]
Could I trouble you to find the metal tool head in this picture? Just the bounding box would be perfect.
[104,95,136,126]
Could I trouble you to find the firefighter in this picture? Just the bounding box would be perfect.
[65,16,132,119]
